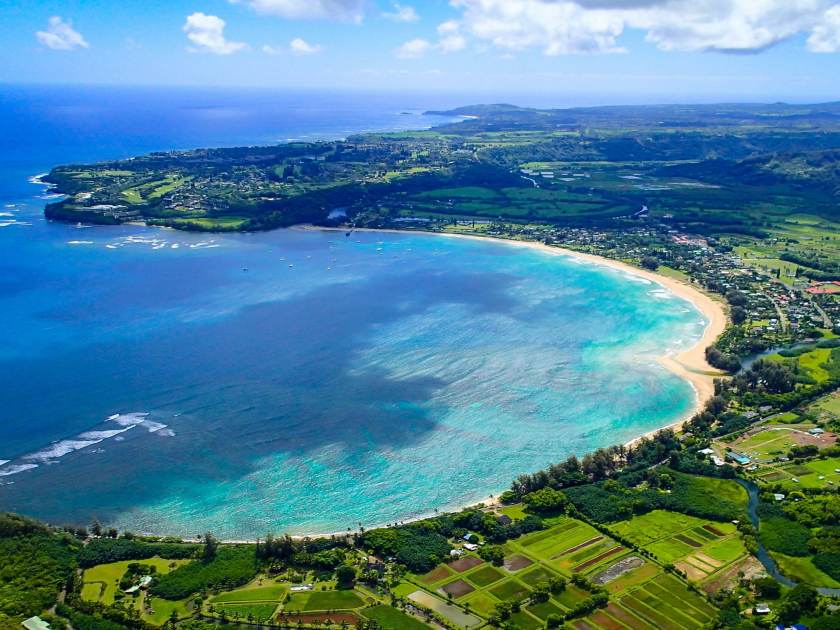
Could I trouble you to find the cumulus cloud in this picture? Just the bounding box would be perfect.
[238,0,365,22]
[808,4,840,51]
[383,3,420,22]
[289,37,323,55]
[449,0,840,54]
[437,20,468,52]
[36,16,89,51]
[183,13,247,54]
[396,38,432,58]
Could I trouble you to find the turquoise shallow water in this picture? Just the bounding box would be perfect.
[0,225,705,538]
[0,85,706,538]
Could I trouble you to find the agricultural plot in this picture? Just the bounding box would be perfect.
[407,590,483,628]
[578,573,716,630]
[404,517,717,628]
[609,510,745,583]
[210,582,287,603]
[214,602,278,620]
[283,589,365,612]
[757,455,840,489]
[361,604,432,629]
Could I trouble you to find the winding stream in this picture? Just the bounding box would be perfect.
[737,479,840,597]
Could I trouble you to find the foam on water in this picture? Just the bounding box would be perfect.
[0,464,38,477]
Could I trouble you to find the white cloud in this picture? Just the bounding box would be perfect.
[436,20,467,52]
[396,37,432,58]
[262,44,283,54]
[808,4,840,51]
[383,3,420,22]
[238,0,365,22]
[449,0,840,54]
[183,12,247,55]
[289,37,323,55]
[36,16,89,51]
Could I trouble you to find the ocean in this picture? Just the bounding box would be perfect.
[0,85,705,538]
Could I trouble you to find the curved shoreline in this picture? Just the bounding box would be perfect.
[268,225,728,541]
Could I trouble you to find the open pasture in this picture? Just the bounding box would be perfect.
[361,605,431,630]
[210,581,287,603]
[81,557,189,605]
[284,589,365,612]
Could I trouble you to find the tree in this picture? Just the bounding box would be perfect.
[478,545,505,566]
[202,532,218,561]
[522,487,569,514]
[335,565,356,589]
[731,306,747,325]
[777,584,818,624]
[641,256,659,271]
[752,576,780,599]
[545,614,563,629]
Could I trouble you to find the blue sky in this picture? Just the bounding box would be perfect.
[2,0,840,103]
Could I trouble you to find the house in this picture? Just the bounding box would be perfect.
[290,584,313,592]
[711,455,725,466]
[464,543,478,551]
[755,603,771,614]
[773,493,785,501]
[808,427,825,436]
[22,617,50,630]
[698,448,715,456]
[450,549,464,558]
[496,514,513,526]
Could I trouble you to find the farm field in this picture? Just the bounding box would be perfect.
[401,517,716,629]
[756,455,840,489]
[284,588,366,612]
[361,604,431,629]
[209,581,287,603]
[609,510,746,583]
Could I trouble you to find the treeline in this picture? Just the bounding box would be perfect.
[563,468,746,524]
[0,514,78,625]
[507,430,680,498]
[149,545,257,600]
[79,537,199,568]
[255,533,350,569]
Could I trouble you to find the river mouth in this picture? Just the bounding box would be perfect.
[0,227,704,538]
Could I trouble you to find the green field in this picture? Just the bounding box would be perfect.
[772,553,840,589]
[214,601,278,620]
[466,564,505,587]
[210,581,287,603]
[757,456,840,489]
[609,510,744,583]
[362,604,431,629]
[81,557,189,605]
[284,589,365,612]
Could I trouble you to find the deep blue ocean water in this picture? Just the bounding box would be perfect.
[0,85,705,537]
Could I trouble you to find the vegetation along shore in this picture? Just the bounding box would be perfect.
[5,102,840,629]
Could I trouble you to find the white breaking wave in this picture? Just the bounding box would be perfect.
[24,439,105,462]
[108,412,173,434]
[1,412,173,477]
[0,463,38,477]
[67,240,94,245]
